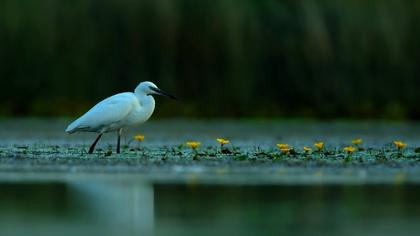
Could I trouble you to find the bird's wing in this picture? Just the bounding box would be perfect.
[66,92,137,133]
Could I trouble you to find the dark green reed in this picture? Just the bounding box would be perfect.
[0,0,419,119]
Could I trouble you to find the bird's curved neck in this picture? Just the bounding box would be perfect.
[135,93,155,110]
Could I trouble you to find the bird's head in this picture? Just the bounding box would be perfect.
[135,81,178,100]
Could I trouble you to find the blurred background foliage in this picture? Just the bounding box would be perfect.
[0,0,419,119]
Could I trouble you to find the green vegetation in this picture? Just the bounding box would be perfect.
[0,0,419,119]
[1,144,419,173]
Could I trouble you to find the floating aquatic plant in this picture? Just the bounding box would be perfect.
[186,141,201,150]
[276,144,289,149]
[216,138,230,146]
[134,134,145,141]
[343,146,356,154]
[352,138,362,145]
[314,142,324,151]
[303,146,312,153]
[276,144,292,154]
[393,141,407,150]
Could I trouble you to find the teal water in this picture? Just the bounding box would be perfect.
[0,119,419,147]
[1,181,420,236]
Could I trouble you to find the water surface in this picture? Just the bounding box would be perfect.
[0,119,419,236]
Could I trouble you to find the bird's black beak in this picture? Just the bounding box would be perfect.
[150,87,178,100]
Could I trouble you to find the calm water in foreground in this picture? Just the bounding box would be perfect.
[0,119,419,236]
[1,180,420,236]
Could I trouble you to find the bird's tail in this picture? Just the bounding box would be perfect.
[65,120,80,134]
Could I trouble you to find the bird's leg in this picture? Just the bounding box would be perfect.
[89,133,103,154]
[117,128,123,154]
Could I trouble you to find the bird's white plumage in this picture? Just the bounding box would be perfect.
[66,82,158,134]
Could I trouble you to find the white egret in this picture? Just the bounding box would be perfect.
[65,81,177,154]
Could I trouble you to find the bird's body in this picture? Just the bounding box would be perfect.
[66,81,176,154]
[66,92,155,134]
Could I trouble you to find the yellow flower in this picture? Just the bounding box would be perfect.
[134,134,145,141]
[303,146,312,152]
[280,147,292,154]
[393,141,407,149]
[216,138,230,146]
[276,144,289,149]
[352,138,362,145]
[186,141,201,150]
[314,142,324,150]
[343,146,356,154]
